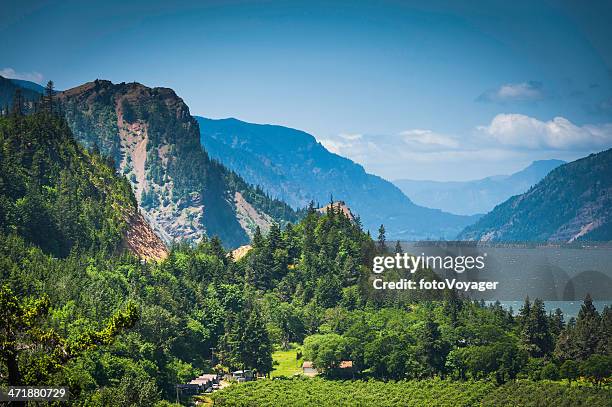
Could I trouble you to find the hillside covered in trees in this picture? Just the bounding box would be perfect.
[459,149,612,242]
[0,110,166,259]
[0,89,610,406]
[0,77,304,249]
[1,111,610,405]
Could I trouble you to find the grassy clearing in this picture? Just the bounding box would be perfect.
[271,345,303,378]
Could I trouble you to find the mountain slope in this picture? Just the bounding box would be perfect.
[197,116,478,240]
[0,75,42,114]
[8,78,46,93]
[394,160,565,215]
[458,149,612,242]
[0,112,167,260]
[57,80,297,247]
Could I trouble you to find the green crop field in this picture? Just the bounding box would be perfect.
[210,378,612,407]
[211,378,495,406]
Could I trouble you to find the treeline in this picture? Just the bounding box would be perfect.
[298,296,611,385]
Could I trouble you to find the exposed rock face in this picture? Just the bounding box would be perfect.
[459,149,612,242]
[230,244,252,261]
[234,191,274,235]
[318,201,355,221]
[124,212,169,261]
[58,80,297,247]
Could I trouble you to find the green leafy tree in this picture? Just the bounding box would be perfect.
[580,355,611,387]
[0,284,139,385]
[559,360,579,387]
[541,362,559,380]
[303,333,348,375]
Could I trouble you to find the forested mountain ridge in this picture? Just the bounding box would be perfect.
[0,112,167,259]
[197,116,479,240]
[394,159,565,215]
[459,149,612,242]
[54,80,298,247]
[0,75,42,114]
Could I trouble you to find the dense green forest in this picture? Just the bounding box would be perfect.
[0,110,137,257]
[0,110,610,406]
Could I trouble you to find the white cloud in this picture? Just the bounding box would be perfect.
[478,81,544,103]
[338,132,362,141]
[0,67,44,83]
[400,129,459,150]
[316,113,612,181]
[320,129,459,161]
[478,113,612,150]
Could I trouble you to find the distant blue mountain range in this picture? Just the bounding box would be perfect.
[197,116,480,240]
[8,78,45,93]
[459,149,612,242]
[394,160,565,215]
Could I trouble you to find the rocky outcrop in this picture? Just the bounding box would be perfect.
[58,80,297,247]
[317,201,355,221]
[123,212,169,261]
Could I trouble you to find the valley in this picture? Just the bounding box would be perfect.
[0,77,610,407]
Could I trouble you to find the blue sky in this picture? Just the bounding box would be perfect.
[2,0,612,181]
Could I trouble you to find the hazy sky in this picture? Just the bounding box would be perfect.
[2,0,612,181]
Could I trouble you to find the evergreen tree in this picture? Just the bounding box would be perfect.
[572,294,601,360]
[11,88,23,116]
[518,296,531,329]
[549,308,565,337]
[377,224,386,253]
[554,294,603,362]
[597,306,611,355]
[418,316,448,376]
[315,274,342,308]
[43,80,56,114]
[268,223,282,252]
[521,298,553,357]
[252,226,264,249]
[232,294,273,376]
[443,289,462,328]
